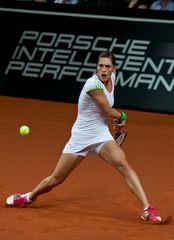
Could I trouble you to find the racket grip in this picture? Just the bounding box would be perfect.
[113,119,122,124]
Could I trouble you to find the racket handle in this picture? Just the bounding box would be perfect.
[113,119,122,124]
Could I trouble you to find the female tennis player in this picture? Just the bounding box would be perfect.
[6,51,162,223]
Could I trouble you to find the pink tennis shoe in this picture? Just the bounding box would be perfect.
[6,192,34,207]
[141,205,162,222]
[6,194,164,223]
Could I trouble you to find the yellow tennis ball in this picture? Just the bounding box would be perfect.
[19,125,30,135]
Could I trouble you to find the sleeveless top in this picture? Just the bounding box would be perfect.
[63,72,116,153]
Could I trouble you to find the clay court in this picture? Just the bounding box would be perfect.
[0,95,174,240]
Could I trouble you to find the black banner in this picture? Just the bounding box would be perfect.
[0,5,174,113]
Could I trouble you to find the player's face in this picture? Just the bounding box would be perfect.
[96,57,116,82]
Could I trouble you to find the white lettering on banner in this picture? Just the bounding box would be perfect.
[73,35,94,49]
[5,30,174,92]
[92,37,112,51]
[19,31,39,44]
[128,40,149,55]
[116,72,174,91]
[122,56,145,71]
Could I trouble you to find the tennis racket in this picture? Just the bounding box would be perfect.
[113,118,127,146]
[114,129,127,146]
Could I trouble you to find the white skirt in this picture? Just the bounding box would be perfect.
[63,128,114,156]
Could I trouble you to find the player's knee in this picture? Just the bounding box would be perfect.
[116,157,131,176]
[118,164,131,176]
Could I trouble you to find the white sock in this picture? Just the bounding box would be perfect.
[21,192,33,203]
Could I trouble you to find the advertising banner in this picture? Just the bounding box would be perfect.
[0,6,174,113]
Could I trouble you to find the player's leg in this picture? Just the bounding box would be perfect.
[6,153,84,207]
[30,153,84,200]
[98,140,162,222]
[98,140,149,207]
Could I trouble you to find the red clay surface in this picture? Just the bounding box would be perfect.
[0,95,174,240]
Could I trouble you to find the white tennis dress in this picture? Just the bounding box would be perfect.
[63,73,116,156]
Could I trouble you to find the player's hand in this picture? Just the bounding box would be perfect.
[113,120,126,133]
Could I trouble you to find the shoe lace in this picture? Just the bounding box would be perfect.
[14,193,27,207]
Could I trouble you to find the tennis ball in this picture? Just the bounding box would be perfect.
[19,125,30,135]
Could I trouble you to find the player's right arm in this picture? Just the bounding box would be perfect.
[88,89,122,121]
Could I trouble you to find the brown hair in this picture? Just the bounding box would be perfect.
[97,51,116,67]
